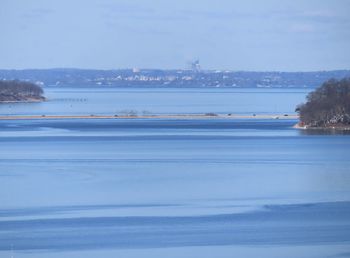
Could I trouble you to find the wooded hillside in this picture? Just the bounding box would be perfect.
[297,78,350,128]
[0,80,44,102]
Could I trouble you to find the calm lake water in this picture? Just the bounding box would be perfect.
[0,87,310,115]
[0,88,350,258]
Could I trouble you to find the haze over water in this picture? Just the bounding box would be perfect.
[0,88,350,258]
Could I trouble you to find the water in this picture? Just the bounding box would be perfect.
[0,88,350,258]
[0,87,310,116]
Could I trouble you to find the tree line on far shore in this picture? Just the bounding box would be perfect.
[0,80,44,101]
[296,78,350,128]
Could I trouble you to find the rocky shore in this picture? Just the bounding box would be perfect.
[294,122,350,131]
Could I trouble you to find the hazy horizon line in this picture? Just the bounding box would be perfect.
[1,67,350,73]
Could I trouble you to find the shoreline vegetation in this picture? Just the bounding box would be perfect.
[296,78,350,130]
[0,113,298,120]
[0,80,45,102]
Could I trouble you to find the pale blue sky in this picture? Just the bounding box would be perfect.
[1,0,349,71]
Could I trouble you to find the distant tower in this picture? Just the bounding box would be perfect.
[190,60,201,72]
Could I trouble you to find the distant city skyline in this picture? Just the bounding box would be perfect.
[1,0,350,71]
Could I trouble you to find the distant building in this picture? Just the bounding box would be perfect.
[191,60,201,72]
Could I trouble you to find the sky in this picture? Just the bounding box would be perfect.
[1,0,350,71]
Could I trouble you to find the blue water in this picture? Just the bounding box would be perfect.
[0,88,350,258]
[0,87,310,115]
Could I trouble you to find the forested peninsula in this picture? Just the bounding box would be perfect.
[296,78,350,130]
[0,80,45,102]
